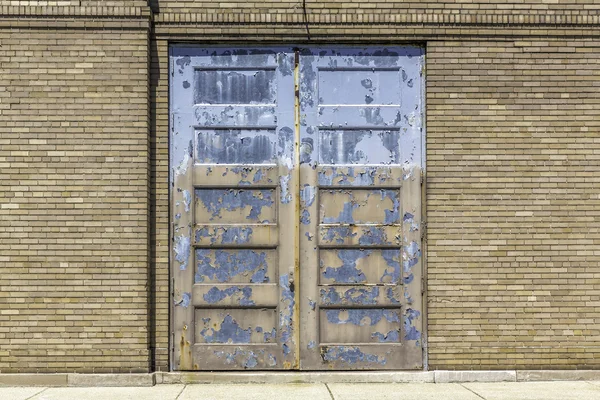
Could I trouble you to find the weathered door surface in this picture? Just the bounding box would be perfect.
[170,47,298,370]
[298,48,425,370]
[170,46,424,371]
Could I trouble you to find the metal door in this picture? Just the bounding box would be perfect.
[298,48,424,370]
[170,47,298,370]
[170,46,424,371]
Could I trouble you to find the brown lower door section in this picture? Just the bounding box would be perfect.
[170,46,424,371]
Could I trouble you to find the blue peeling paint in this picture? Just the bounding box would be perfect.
[307,340,316,349]
[174,235,190,271]
[279,274,295,357]
[214,348,269,369]
[323,201,358,224]
[320,286,379,306]
[404,309,421,341]
[203,286,255,306]
[358,226,390,246]
[253,169,264,183]
[263,328,277,343]
[300,209,311,225]
[221,227,253,244]
[200,315,252,343]
[300,184,316,207]
[183,190,191,212]
[196,189,274,221]
[322,346,386,365]
[381,249,401,283]
[176,292,191,308]
[381,190,400,224]
[372,330,400,343]
[322,226,357,244]
[322,249,370,283]
[326,309,400,326]
[318,167,376,187]
[387,287,401,305]
[195,249,269,283]
[279,175,292,204]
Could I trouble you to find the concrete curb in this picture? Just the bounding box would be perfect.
[517,370,600,382]
[68,373,155,387]
[155,371,435,384]
[1,370,600,386]
[0,374,68,387]
[434,371,516,383]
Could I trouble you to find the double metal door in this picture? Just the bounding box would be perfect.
[170,46,424,371]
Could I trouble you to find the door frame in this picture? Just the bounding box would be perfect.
[168,44,427,371]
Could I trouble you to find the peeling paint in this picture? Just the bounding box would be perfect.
[200,315,252,344]
[326,309,400,326]
[195,249,269,283]
[175,292,191,308]
[322,249,370,283]
[203,286,255,306]
[381,249,401,283]
[320,130,400,165]
[279,274,295,357]
[320,286,379,305]
[182,190,192,212]
[196,129,277,164]
[404,309,421,341]
[387,287,401,305]
[213,348,273,369]
[195,226,254,245]
[196,189,274,221]
[279,175,292,204]
[322,346,386,365]
[358,226,390,246]
[322,226,357,244]
[174,235,191,271]
[323,201,359,224]
[300,184,316,206]
[372,330,400,343]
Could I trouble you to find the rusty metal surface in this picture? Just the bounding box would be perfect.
[170,46,424,371]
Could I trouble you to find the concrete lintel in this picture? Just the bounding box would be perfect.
[434,370,517,383]
[517,370,600,382]
[67,373,155,387]
[156,371,435,384]
[0,374,68,387]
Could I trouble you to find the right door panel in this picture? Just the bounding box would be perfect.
[299,47,425,370]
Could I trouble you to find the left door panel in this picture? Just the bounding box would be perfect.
[170,47,298,370]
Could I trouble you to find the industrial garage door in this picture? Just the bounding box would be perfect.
[170,46,424,371]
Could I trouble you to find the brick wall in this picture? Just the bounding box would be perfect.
[2,1,600,372]
[426,39,600,369]
[0,27,150,372]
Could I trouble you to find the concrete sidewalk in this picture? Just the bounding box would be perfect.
[3,382,600,400]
